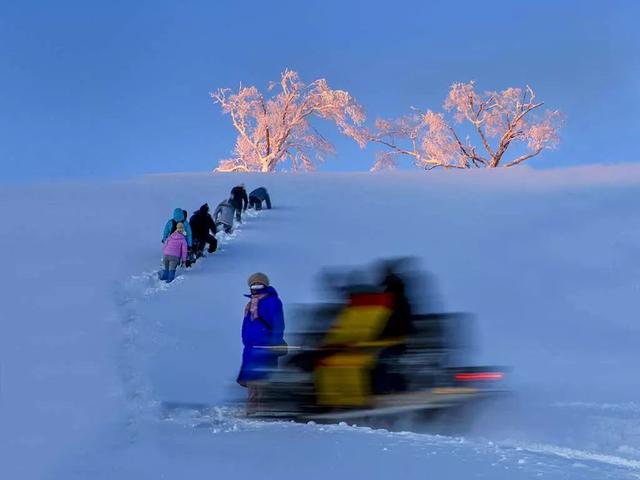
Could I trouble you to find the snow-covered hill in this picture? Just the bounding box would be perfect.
[2,166,640,479]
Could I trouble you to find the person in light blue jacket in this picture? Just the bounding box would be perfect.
[162,207,192,247]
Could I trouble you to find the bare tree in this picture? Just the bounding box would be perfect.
[211,70,367,172]
[371,81,563,171]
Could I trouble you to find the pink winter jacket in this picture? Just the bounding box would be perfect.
[163,231,188,262]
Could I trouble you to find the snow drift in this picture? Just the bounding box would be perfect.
[1,165,640,479]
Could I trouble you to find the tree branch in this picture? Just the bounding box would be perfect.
[491,101,544,167]
[260,98,271,157]
[448,126,487,167]
[503,147,543,167]
[371,138,420,160]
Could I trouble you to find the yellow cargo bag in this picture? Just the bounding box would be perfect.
[315,293,395,407]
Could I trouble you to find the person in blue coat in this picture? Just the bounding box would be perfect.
[162,207,192,247]
[237,272,286,413]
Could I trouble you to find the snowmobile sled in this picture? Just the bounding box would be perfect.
[244,260,507,427]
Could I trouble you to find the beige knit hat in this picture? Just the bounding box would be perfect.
[175,222,185,232]
[247,272,269,287]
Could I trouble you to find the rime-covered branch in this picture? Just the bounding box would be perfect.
[211,69,367,172]
[371,81,563,171]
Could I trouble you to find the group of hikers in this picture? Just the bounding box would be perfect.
[159,182,282,410]
[159,184,272,282]
[159,187,428,414]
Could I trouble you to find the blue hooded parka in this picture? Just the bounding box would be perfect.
[237,286,285,385]
[162,208,192,247]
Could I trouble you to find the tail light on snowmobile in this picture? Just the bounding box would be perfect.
[454,371,504,382]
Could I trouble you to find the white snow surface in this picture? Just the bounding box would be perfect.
[2,166,640,479]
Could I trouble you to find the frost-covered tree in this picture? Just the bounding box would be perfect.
[371,81,563,171]
[211,70,367,172]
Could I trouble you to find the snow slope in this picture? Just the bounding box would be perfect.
[2,166,640,479]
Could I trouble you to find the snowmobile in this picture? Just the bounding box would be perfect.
[247,262,507,427]
[251,311,506,426]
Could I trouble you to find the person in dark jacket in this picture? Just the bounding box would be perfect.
[189,203,217,255]
[229,184,248,222]
[248,187,272,210]
[237,272,286,414]
[379,267,414,339]
[182,209,198,267]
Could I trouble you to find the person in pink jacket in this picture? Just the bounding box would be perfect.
[160,222,188,283]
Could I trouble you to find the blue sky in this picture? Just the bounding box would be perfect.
[1,0,638,181]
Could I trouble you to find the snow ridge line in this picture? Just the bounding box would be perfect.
[356,425,640,471]
[553,401,640,415]
[113,209,263,441]
[338,421,640,471]
[502,441,640,470]
[166,409,640,472]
